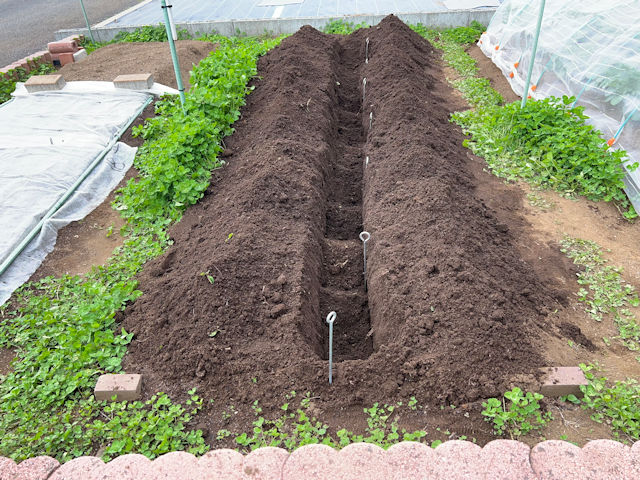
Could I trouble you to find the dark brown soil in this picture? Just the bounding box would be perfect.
[467,45,520,103]
[59,41,216,89]
[121,17,575,444]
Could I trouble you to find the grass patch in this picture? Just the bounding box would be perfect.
[560,237,640,352]
[0,32,282,462]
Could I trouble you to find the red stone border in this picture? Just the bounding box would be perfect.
[1,440,639,479]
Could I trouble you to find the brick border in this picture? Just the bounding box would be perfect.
[1,440,639,479]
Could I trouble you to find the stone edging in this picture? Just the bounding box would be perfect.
[1,439,639,479]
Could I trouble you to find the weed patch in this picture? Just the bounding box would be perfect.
[560,237,640,352]
[481,387,552,438]
[453,97,637,218]
[564,364,640,442]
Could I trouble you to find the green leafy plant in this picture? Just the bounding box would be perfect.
[1,63,56,104]
[232,395,427,452]
[452,96,638,218]
[482,387,552,438]
[564,364,640,441]
[322,19,369,35]
[560,237,640,351]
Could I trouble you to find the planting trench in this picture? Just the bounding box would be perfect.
[122,17,575,440]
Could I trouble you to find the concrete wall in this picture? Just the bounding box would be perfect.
[55,10,496,42]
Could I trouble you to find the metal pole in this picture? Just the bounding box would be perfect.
[160,0,186,109]
[521,0,546,108]
[326,312,336,384]
[78,0,95,43]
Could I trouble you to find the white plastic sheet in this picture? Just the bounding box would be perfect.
[479,0,640,210]
[0,86,152,305]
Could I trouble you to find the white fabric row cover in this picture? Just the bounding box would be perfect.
[479,0,640,210]
[0,87,150,304]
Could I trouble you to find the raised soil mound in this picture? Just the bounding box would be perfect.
[59,41,215,89]
[121,16,569,432]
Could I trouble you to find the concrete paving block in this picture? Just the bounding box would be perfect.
[386,442,436,480]
[15,456,60,480]
[480,440,535,479]
[540,367,588,397]
[199,449,243,479]
[89,454,155,480]
[114,73,154,90]
[339,443,390,480]
[73,48,88,63]
[434,440,483,479]
[49,456,104,480]
[48,40,79,54]
[24,74,66,93]
[0,456,19,478]
[582,439,634,479]
[282,444,340,480]
[530,440,588,480]
[243,447,289,479]
[153,451,205,479]
[94,373,142,401]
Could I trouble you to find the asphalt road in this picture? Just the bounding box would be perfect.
[0,0,143,66]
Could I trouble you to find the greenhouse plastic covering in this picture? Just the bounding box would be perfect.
[0,86,152,305]
[479,0,640,210]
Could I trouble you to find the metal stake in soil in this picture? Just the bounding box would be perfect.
[365,38,369,63]
[359,231,371,290]
[326,311,336,384]
[362,78,367,103]
[369,111,373,130]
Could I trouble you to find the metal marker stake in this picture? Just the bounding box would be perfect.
[362,78,366,103]
[365,37,369,63]
[365,156,369,166]
[326,311,336,384]
[359,231,370,290]
[369,111,373,130]
[160,0,186,109]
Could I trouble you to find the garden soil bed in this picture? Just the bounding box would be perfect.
[59,41,216,89]
[119,16,594,445]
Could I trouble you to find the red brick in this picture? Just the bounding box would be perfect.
[58,52,75,66]
[48,40,79,54]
